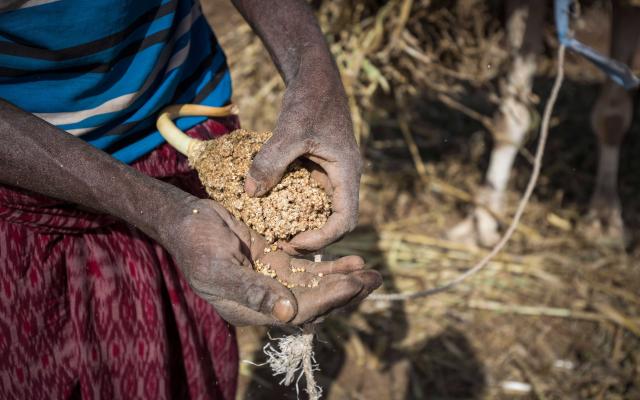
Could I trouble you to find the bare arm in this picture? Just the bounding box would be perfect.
[230,0,337,85]
[0,100,190,242]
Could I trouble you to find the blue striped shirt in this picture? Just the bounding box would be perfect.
[0,0,232,163]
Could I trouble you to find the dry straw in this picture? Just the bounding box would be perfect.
[369,44,567,301]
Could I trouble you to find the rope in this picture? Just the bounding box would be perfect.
[299,254,324,400]
[368,44,566,302]
[259,325,322,399]
[301,324,321,400]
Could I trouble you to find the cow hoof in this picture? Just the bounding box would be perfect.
[447,216,481,247]
[580,208,629,249]
[447,210,501,248]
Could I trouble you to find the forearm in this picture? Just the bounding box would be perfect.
[229,0,340,86]
[0,100,194,242]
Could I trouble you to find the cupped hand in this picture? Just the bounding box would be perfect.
[244,69,362,254]
[161,197,380,326]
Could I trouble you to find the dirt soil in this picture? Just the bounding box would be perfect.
[203,1,640,399]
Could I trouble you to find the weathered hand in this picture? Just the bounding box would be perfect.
[244,69,362,254]
[161,197,380,326]
[246,230,382,325]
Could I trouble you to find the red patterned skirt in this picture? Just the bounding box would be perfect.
[0,118,240,399]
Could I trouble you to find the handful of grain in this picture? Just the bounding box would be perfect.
[156,104,332,244]
[188,129,331,242]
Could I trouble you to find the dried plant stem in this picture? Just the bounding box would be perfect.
[388,0,414,50]
[436,92,494,131]
[468,300,606,322]
[261,326,322,399]
[395,92,542,240]
[369,45,566,301]
[395,92,472,202]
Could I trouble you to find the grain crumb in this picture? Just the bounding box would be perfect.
[188,129,332,243]
[254,259,277,278]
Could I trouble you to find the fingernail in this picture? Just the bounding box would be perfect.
[245,176,259,196]
[272,299,295,322]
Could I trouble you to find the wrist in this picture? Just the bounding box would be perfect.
[288,46,343,90]
[103,173,199,247]
[141,184,200,247]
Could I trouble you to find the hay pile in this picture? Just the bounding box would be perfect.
[188,129,331,243]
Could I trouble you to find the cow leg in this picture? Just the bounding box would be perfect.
[584,2,640,247]
[448,0,544,246]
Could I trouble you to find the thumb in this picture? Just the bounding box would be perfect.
[245,133,306,197]
[232,268,299,323]
[189,258,298,324]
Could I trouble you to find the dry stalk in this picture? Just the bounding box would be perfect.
[369,45,567,301]
[468,300,606,322]
[395,91,473,202]
[394,91,543,241]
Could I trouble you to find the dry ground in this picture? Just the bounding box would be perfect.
[202,1,640,398]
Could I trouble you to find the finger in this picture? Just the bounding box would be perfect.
[258,252,325,289]
[313,270,382,321]
[245,133,307,197]
[343,270,383,306]
[247,230,269,260]
[207,202,269,260]
[290,274,363,325]
[286,163,359,253]
[289,255,365,275]
[285,210,352,253]
[213,269,381,326]
[191,259,298,323]
[259,251,291,277]
[241,272,298,323]
[259,253,365,277]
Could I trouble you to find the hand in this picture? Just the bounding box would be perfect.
[244,67,362,254]
[161,197,380,326]
[249,235,381,325]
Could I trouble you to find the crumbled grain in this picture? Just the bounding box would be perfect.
[188,129,332,243]
[254,259,277,278]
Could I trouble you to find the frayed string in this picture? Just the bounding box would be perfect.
[259,325,322,399]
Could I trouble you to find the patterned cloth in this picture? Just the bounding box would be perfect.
[0,118,240,399]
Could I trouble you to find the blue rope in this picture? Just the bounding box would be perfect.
[555,0,640,89]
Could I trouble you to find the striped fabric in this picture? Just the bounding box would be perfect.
[0,0,232,163]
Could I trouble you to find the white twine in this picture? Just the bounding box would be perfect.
[261,325,322,399]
